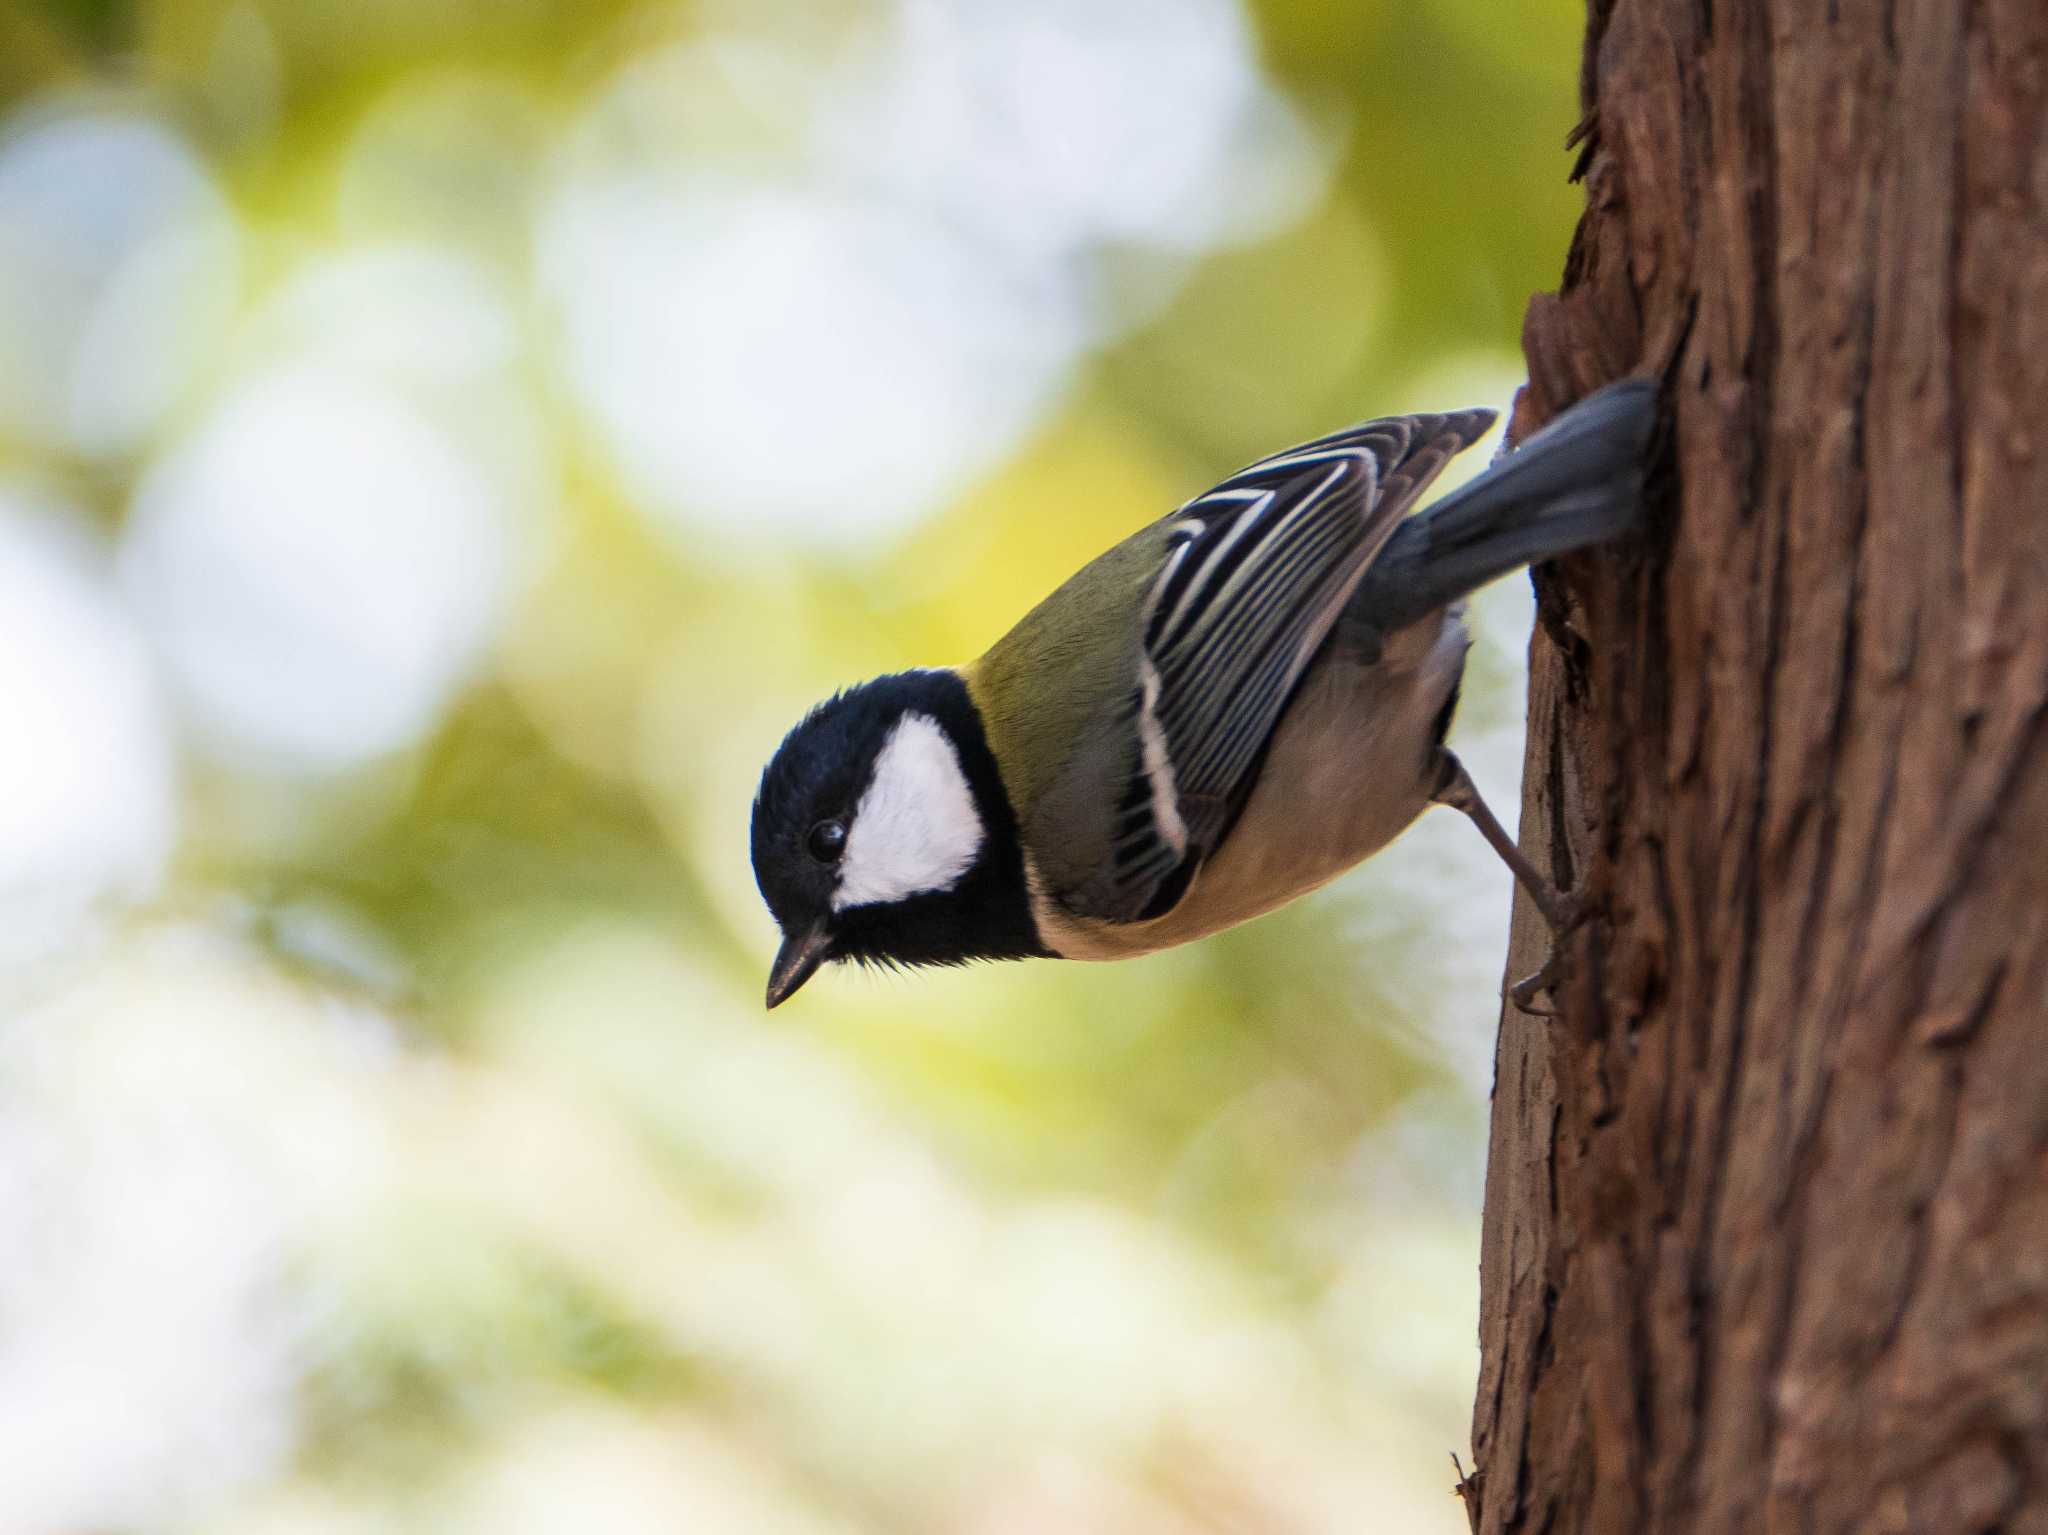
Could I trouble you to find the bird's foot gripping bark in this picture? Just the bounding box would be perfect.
[1496,874,1593,1016]
[1506,908,1587,1017]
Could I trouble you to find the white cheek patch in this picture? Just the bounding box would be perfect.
[832,711,984,910]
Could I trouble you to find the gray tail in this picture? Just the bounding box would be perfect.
[1354,378,1658,635]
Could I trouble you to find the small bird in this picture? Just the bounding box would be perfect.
[752,379,1656,1008]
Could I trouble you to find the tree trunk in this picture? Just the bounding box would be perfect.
[1468,2,2048,1532]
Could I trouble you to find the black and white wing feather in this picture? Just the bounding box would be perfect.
[1094,408,1494,923]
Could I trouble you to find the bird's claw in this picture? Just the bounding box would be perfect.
[1508,884,1590,1016]
[1509,952,1564,1016]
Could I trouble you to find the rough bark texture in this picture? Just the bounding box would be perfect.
[1468,2,2048,1532]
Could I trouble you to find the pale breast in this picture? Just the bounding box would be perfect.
[1030,610,1470,960]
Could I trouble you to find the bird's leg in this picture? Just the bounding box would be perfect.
[1431,752,1584,1013]
[1432,753,1578,928]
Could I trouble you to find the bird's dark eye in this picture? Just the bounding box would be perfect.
[806,819,848,864]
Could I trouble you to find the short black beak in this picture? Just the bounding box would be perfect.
[765,921,833,1010]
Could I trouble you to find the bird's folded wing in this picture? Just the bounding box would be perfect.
[1073,408,1494,925]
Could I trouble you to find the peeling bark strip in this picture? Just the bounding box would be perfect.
[1471,2,2048,1533]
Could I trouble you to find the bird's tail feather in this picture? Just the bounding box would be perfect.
[1354,378,1657,635]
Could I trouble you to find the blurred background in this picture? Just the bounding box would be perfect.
[0,0,1585,1530]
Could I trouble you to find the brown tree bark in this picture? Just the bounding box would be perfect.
[1467,2,2048,1532]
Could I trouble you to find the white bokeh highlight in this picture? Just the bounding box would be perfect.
[121,367,512,772]
[0,927,396,1535]
[814,0,1328,259]
[0,496,176,966]
[0,106,239,457]
[539,0,1330,549]
[541,180,1081,546]
[246,244,522,384]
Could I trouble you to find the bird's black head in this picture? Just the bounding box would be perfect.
[750,668,1047,1007]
